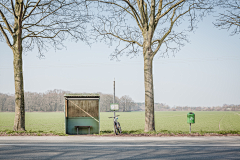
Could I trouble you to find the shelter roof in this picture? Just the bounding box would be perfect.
[64,93,100,98]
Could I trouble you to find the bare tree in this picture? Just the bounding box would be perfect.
[0,0,89,131]
[120,95,134,112]
[98,92,121,112]
[90,0,212,131]
[214,0,240,36]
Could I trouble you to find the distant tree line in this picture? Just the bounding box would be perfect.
[0,90,68,112]
[0,90,138,112]
[99,93,137,112]
[0,90,239,112]
[135,103,171,111]
[171,104,240,112]
[127,103,240,112]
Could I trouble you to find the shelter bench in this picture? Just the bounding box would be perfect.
[75,126,92,135]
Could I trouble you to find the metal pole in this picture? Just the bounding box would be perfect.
[113,79,115,118]
[190,123,191,133]
[113,79,115,104]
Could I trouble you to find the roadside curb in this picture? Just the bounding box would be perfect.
[1,136,240,141]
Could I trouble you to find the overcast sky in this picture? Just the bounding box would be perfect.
[0,14,239,107]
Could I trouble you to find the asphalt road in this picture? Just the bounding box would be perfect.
[0,136,240,159]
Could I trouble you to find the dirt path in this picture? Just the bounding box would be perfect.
[219,114,226,130]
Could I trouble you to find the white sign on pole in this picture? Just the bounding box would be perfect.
[110,104,119,111]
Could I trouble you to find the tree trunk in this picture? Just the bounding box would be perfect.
[144,48,155,132]
[13,0,25,131]
[13,47,25,131]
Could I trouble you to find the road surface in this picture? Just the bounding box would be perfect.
[0,136,240,159]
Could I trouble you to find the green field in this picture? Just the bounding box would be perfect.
[0,111,240,134]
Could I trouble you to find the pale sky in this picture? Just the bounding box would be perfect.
[0,14,239,107]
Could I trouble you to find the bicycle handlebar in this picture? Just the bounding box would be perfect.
[108,115,120,118]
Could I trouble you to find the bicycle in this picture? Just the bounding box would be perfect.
[108,115,122,135]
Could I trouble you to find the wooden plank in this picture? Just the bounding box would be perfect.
[68,100,99,118]
[65,99,68,117]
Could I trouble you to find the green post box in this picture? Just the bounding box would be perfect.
[187,112,195,133]
[187,112,195,124]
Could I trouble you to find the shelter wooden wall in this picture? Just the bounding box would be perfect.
[67,99,99,118]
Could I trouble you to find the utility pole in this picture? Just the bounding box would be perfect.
[113,78,115,117]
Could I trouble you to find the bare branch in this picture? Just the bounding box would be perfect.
[95,0,144,31]
[155,0,185,22]
[151,4,178,58]
[22,0,41,21]
[94,24,143,47]
[11,0,17,18]
[24,29,68,39]
[96,0,134,17]
[0,9,13,36]
[91,0,212,60]
[123,0,143,31]
[0,2,13,15]
[0,23,12,48]
[214,0,240,36]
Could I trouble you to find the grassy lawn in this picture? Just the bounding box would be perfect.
[0,112,65,134]
[1,111,240,134]
[103,111,240,133]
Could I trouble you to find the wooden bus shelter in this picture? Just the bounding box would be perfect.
[64,94,100,135]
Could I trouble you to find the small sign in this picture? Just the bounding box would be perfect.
[110,103,119,111]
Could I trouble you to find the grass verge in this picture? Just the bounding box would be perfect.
[99,129,240,136]
[0,129,68,136]
[1,129,240,136]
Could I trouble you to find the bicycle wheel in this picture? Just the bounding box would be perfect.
[114,122,120,135]
[117,122,122,134]
[114,122,117,134]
